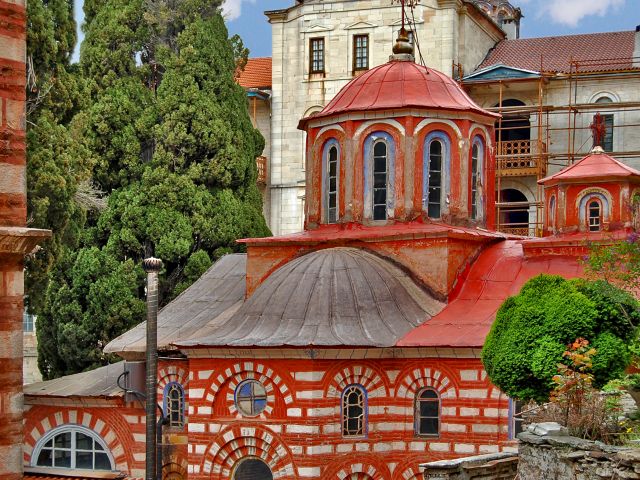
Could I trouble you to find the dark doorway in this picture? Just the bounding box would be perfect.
[233,458,274,480]
[500,188,529,233]
[494,99,530,142]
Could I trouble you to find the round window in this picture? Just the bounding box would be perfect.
[235,380,268,417]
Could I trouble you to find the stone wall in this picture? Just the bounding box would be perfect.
[421,452,518,479]
[519,424,640,480]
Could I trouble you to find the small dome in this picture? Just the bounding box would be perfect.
[299,60,498,128]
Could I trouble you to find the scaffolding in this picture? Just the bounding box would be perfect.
[463,54,640,236]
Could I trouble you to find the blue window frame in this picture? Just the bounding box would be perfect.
[471,136,484,220]
[363,132,395,221]
[322,139,340,224]
[163,382,185,428]
[342,384,367,437]
[423,131,451,219]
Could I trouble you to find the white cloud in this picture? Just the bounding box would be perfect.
[221,0,257,21]
[514,0,626,27]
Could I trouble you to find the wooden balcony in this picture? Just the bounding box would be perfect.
[497,140,546,177]
[256,155,267,185]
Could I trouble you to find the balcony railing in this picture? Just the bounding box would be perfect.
[256,155,267,185]
[497,140,546,177]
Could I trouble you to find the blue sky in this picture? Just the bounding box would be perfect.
[73,0,639,61]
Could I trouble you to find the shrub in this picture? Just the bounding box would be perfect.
[481,274,637,403]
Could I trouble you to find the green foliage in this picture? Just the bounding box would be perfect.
[481,274,637,403]
[37,247,145,378]
[35,0,270,378]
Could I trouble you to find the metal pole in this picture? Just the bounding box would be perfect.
[143,257,163,480]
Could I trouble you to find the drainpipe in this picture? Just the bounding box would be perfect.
[634,25,640,69]
[143,257,163,480]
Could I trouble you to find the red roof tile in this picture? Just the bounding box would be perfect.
[478,31,638,73]
[237,57,272,89]
[539,148,640,186]
[396,240,584,348]
[299,59,498,128]
[238,221,507,245]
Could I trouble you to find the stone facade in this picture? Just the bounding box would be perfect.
[266,0,504,234]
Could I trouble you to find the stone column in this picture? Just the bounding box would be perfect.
[0,1,51,478]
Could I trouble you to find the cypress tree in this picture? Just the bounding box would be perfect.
[37,1,270,378]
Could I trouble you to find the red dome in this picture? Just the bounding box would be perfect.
[299,60,498,128]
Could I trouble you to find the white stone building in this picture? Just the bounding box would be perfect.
[263,0,508,234]
[247,0,640,236]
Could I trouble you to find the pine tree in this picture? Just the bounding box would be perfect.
[37,0,270,378]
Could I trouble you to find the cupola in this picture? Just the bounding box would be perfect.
[298,35,499,230]
[539,146,640,234]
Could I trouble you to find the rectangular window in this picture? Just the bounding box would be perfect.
[602,114,614,152]
[310,38,325,74]
[23,311,35,332]
[353,34,369,72]
[509,399,524,439]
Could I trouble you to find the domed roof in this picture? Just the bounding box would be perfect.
[178,247,444,348]
[299,60,498,128]
[539,146,640,186]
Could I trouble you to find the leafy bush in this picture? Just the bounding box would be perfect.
[481,274,637,403]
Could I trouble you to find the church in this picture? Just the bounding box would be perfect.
[22,17,640,479]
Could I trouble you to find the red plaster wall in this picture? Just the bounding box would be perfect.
[185,356,512,480]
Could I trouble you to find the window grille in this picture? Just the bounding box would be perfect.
[471,143,479,219]
[415,388,439,436]
[372,140,388,221]
[353,34,369,71]
[235,380,268,417]
[310,38,325,74]
[33,426,114,471]
[164,383,185,428]
[595,96,614,152]
[588,200,601,232]
[23,311,35,332]
[327,145,339,223]
[342,385,366,436]
[428,140,443,218]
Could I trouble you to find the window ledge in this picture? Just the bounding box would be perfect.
[24,466,123,479]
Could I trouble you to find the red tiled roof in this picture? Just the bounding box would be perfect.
[397,240,584,348]
[237,57,272,89]
[478,31,639,73]
[238,221,508,245]
[299,59,498,128]
[539,148,640,186]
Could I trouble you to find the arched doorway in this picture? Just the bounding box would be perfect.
[232,458,274,480]
[494,99,530,143]
[499,188,529,235]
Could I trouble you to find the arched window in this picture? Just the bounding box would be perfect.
[364,132,395,221]
[233,458,274,480]
[415,388,440,436]
[588,199,602,232]
[470,137,484,220]
[342,385,367,437]
[323,141,340,224]
[32,425,115,471]
[372,140,388,220]
[163,382,185,428]
[423,132,451,218]
[548,195,556,231]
